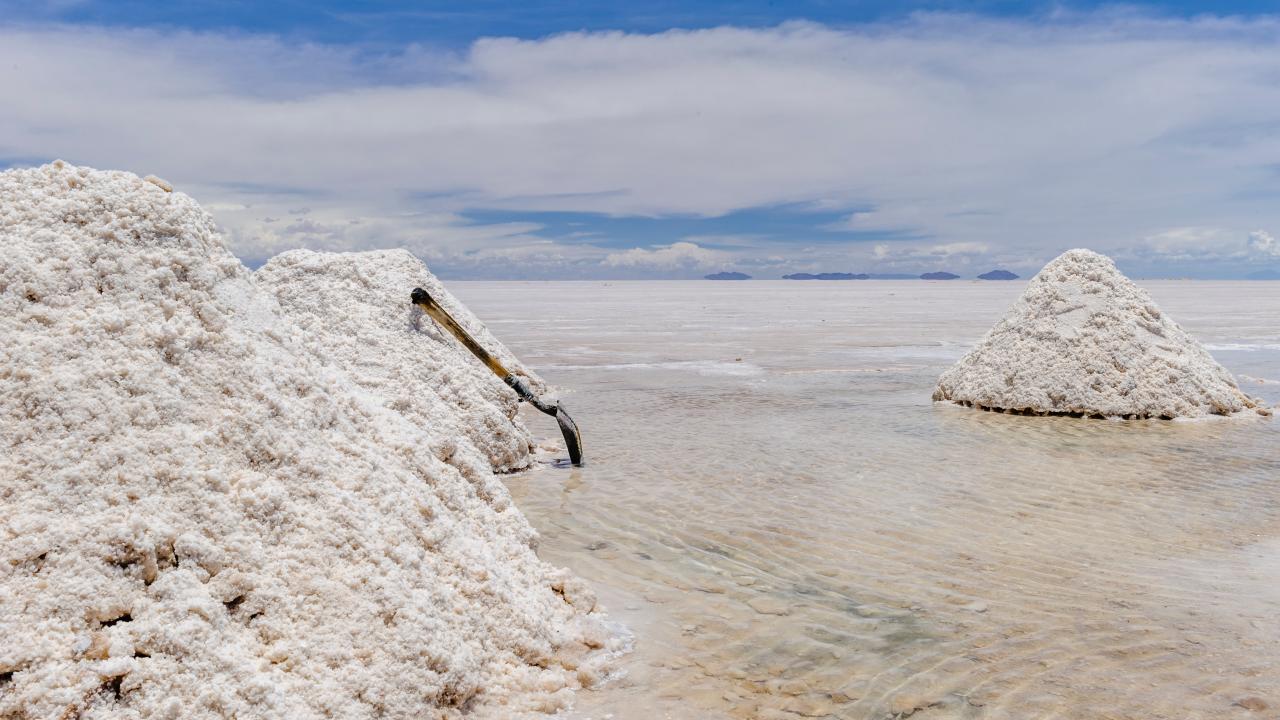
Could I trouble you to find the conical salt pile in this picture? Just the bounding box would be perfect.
[933,249,1268,419]
[256,249,541,478]
[0,162,609,720]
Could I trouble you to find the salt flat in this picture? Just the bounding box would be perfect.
[452,279,1280,720]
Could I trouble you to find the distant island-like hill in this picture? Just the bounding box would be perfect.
[783,272,869,280]
[978,269,1019,280]
[920,271,960,280]
[705,271,751,280]
[1247,269,1280,280]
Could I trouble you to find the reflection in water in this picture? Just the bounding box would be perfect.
[451,281,1280,720]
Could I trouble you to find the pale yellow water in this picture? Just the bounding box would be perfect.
[452,280,1280,720]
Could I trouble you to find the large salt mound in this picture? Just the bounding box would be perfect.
[0,162,607,720]
[256,249,541,477]
[933,249,1269,419]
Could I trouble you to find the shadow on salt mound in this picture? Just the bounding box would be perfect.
[933,249,1270,419]
[255,249,541,476]
[0,162,612,720]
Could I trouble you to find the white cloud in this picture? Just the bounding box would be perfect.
[1247,229,1280,258]
[602,241,724,268]
[3,16,1280,275]
[925,242,990,258]
[1121,226,1280,270]
[863,241,992,269]
[1133,226,1241,261]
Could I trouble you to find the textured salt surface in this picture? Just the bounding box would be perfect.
[0,162,609,719]
[256,249,541,476]
[934,249,1268,418]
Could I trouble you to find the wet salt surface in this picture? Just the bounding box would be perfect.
[451,280,1280,719]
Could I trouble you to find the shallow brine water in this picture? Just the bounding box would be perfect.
[451,280,1280,720]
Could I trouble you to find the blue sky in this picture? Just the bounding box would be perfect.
[3,1,1280,278]
[10,1,1278,45]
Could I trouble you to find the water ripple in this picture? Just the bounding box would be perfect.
[449,280,1280,720]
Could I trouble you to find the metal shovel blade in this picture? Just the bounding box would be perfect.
[555,405,584,467]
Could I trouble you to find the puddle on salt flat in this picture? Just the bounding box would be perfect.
[451,280,1280,720]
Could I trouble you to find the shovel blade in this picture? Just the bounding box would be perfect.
[555,405,584,467]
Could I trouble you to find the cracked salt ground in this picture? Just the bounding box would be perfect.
[452,279,1280,720]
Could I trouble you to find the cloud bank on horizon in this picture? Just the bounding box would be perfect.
[3,3,1280,278]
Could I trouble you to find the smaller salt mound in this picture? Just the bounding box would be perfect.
[934,249,1269,419]
[255,249,540,476]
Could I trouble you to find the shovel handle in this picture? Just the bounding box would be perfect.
[411,287,556,416]
[412,287,509,377]
[412,287,583,466]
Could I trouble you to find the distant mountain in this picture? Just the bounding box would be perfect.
[866,273,918,280]
[1247,269,1280,280]
[782,272,869,280]
[977,269,1019,280]
[704,271,751,280]
[920,271,960,280]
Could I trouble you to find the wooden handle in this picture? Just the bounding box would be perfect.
[411,287,510,378]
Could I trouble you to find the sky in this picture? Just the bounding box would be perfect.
[3,1,1280,279]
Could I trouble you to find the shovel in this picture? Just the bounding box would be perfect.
[411,287,583,466]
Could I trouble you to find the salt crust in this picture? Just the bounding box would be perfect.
[0,162,609,720]
[934,249,1269,419]
[256,249,542,478]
